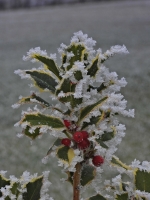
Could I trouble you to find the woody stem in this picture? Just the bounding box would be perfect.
[73,162,81,200]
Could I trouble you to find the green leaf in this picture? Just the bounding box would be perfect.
[57,146,69,162]
[46,138,62,156]
[87,193,107,200]
[81,115,101,130]
[95,138,108,149]
[88,82,114,93]
[18,93,51,108]
[81,110,109,130]
[78,97,108,123]
[66,171,74,185]
[101,128,116,142]
[34,55,61,80]
[74,70,83,81]
[87,57,99,77]
[140,197,147,200]
[26,70,57,93]
[80,165,96,186]
[59,95,82,108]
[56,78,76,95]
[11,182,20,197]
[23,176,43,200]
[135,169,150,192]
[24,126,41,140]
[66,44,85,70]
[56,78,83,107]
[64,109,72,116]
[0,175,10,197]
[97,83,107,92]
[4,197,11,200]
[56,146,75,164]
[115,193,128,200]
[111,156,130,170]
[21,113,65,129]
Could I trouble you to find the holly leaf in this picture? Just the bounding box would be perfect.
[110,156,131,170]
[26,70,57,93]
[0,174,10,197]
[17,93,51,108]
[87,56,99,77]
[23,176,43,200]
[86,193,107,200]
[135,169,150,193]
[34,55,61,80]
[56,146,75,165]
[80,164,96,186]
[66,44,85,70]
[115,193,128,200]
[78,97,108,123]
[20,113,65,129]
[23,126,41,140]
[46,138,62,156]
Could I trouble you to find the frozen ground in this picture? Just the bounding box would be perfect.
[0,0,150,199]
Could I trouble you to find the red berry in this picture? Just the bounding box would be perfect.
[73,131,83,143]
[92,155,104,167]
[81,131,89,139]
[64,120,71,128]
[78,139,90,150]
[61,138,71,147]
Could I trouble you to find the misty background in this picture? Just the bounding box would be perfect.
[0,0,150,199]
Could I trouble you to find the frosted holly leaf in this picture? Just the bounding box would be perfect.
[59,95,82,108]
[0,174,10,197]
[20,113,65,128]
[32,55,61,80]
[115,193,128,200]
[23,126,41,140]
[11,182,20,198]
[100,128,116,142]
[25,70,57,93]
[66,171,74,185]
[56,146,75,165]
[46,138,62,156]
[134,169,150,193]
[101,45,129,63]
[15,93,51,108]
[80,164,96,186]
[65,44,86,70]
[81,114,102,130]
[110,156,131,170]
[87,56,99,77]
[95,137,108,149]
[78,97,108,124]
[56,78,76,95]
[22,176,43,200]
[86,194,107,200]
[23,47,61,80]
[87,83,106,93]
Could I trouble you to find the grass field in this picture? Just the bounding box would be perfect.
[0,1,150,199]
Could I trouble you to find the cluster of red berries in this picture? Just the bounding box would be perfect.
[61,131,90,150]
[73,131,90,150]
[61,120,104,167]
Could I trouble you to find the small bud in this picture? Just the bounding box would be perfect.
[73,131,83,143]
[92,155,104,167]
[61,138,71,147]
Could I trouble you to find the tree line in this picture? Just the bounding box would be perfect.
[0,0,104,10]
